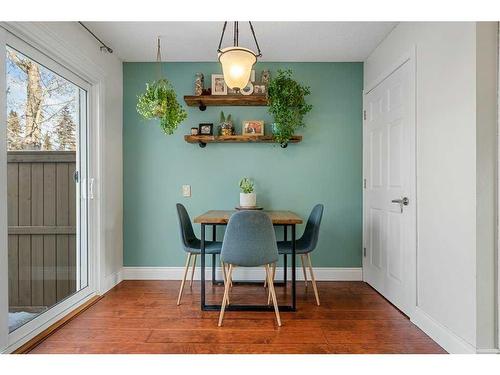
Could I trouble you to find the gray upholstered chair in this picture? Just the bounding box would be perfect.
[218,210,281,327]
[275,204,324,306]
[176,203,222,305]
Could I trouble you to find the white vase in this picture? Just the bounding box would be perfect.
[240,192,256,208]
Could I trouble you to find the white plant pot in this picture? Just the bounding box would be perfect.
[240,192,256,208]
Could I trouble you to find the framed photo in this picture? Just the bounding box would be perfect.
[211,74,227,95]
[198,123,214,135]
[242,120,264,136]
[254,85,266,95]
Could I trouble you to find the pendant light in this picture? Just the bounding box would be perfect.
[217,21,262,91]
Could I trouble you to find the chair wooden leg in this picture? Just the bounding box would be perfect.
[221,261,230,305]
[189,254,197,288]
[266,264,282,327]
[267,262,276,305]
[177,253,192,305]
[221,260,227,283]
[218,264,233,327]
[307,253,320,306]
[264,273,267,288]
[228,263,233,288]
[301,254,308,287]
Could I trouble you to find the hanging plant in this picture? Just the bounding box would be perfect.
[267,69,312,146]
[136,37,187,135]
[137,78,187,135]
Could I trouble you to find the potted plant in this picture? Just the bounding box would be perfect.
[267,69,313,147]
[219,111,233,136]
[137,78,187,135]
[239,177,256,208]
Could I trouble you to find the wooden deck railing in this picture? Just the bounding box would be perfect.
[7,151,77,309]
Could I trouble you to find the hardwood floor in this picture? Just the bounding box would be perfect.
[29,280,446,354]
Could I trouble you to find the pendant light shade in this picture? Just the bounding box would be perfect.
[217,22,262,91]
[218,47,257,90]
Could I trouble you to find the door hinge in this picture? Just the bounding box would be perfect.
[363,247,367,257]
[363,110,367,121]
[363,179,367,189]
[73,170,79,183]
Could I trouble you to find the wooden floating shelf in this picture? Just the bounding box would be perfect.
[184,135,302,148]
[184,95,268,110]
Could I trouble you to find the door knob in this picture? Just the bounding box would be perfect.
[391,197,409,213]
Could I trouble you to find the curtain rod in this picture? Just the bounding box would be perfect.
[78,22,113,54]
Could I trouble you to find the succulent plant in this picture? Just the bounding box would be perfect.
[239,177,254,194]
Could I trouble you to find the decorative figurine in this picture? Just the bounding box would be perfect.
[260,69,271,85]
[194,73,204,96]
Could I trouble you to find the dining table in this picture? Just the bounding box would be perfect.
[194,210,303,312]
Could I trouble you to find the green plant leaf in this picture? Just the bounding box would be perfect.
[267,69,312,145]
[137,78,187,135]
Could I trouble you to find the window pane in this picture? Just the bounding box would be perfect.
[6,46,78,151]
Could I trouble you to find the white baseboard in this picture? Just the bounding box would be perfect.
[122,266,362,282]
[411,307,477,354]
[476,348,500,354]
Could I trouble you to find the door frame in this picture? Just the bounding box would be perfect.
[0,22,106,353]
[362,46,417,317]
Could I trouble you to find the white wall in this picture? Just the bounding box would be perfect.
[44,22,124,292]
[364,22,498,353]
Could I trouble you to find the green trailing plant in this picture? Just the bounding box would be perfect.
[267,69,313,146]
[137,78,187,135]
[239,177,254,194]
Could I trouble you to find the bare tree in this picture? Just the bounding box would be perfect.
[7,48,76,150]
[8,50,43,149]
[7,110,23,150]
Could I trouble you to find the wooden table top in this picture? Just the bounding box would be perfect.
[194,210,303,225]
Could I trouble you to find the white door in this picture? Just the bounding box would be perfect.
[363,58,416,316]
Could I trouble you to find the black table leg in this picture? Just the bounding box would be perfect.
[292,224,296,311]
[201,223,206,310]
[212,225,216,284]
[283,225,288,285]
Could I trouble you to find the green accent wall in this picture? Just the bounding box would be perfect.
[123,62,363,267]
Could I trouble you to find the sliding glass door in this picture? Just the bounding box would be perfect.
[3,32,92,346]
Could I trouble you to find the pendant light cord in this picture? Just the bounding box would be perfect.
[156,36,163,80]
[217,21,261,57]
[248,22,262,57]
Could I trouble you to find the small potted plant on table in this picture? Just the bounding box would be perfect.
[239,177,256,208]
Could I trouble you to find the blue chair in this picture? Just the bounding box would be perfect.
[276,204,324,306]
[219,211,281,327]
[176,203,222,305]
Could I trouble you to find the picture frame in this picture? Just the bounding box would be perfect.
[211,74,227,95]
[242,120,264,136]
[198,123,214,135]
[253,85,266,95]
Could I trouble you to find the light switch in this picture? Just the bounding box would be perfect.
[182,185,191,197]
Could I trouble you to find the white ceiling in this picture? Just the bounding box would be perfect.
[84,22,397,62]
